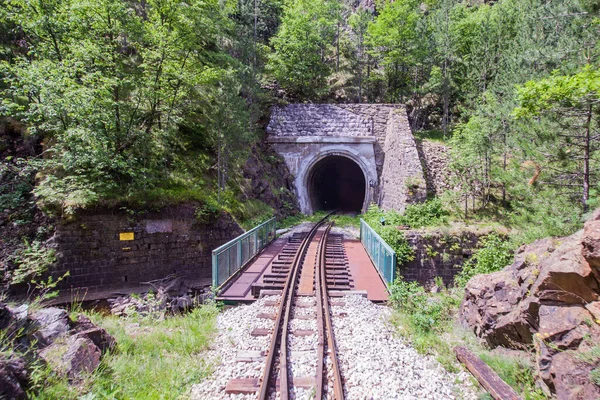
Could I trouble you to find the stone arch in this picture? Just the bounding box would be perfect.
[296,147,377,214]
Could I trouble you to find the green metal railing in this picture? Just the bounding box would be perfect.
[212,217,277,288]
[360,219,397,285]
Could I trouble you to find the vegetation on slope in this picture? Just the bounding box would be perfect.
[12,303,219,399]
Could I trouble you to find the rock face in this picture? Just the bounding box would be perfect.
[40,336,102,381]
[242,142,299,218]
[29,307,70,348]
[418,140,451,197]
[0,355,28,400]
[1,304,116,392]
[460,211,600,398]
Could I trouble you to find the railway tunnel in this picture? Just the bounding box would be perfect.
[307,155,366,213]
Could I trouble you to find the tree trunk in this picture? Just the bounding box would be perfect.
[583,104,592,212]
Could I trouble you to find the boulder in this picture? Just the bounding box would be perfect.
[548,351,600,400]
[69,314,116,353]
[73,328,115,354]
[29,307,69,348]
[486,297,539,349]
[0,355,28,400]
[460,269,525,345]
[582,218,600,273]
[70,314,96,333]
[40,336,101,381]
[538,305,596,350]
[0,302,12,330]
[530,232,599,304]
[171,294,193,312]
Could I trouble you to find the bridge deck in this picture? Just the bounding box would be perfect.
[217,235,388,303]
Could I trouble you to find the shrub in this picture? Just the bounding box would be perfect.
[10,240,56,285]
[402,198,449,228]
[363,205,415,264]
[454,233,515,287]
[389,277,459,334]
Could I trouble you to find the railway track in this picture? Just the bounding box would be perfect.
[226,216,350,399]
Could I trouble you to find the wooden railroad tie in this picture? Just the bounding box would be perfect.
[454,347,522,400]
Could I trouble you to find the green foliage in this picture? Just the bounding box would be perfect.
[330,214,361,229]
[277,211,329,230]
[26,304,219,399]
[402,198,449,228]
[591,368,600,386]
[454,233,515,287]
[195,198,222,224]
[389,277,459,334]
[479,353,547,400]
[267,0,340,99]
[10,240,56,285]
[514,66,600,211]
[0,0,256,212]
[366,0,425,102]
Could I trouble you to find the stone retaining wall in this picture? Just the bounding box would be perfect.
[51,204,243,292]
[401,229,485,286]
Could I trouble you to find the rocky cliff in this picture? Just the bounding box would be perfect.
[460,209,600,398]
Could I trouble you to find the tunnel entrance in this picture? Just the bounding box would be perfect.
[308,156,366,213]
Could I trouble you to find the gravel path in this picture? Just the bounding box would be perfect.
[190,295,477,400]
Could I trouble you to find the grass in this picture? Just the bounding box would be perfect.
[29,303,219,399]
[331,213,361,228]
[277,211,329,229]
[478,353,545,400]
[276,211,361,231]
[413,129,449,143]
[388,279,547,399]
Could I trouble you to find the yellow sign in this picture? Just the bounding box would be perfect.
[119,232,135,241]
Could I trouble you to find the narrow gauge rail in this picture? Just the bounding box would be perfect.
[258,216,345,400]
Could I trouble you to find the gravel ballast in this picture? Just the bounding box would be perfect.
[190,294,477,400]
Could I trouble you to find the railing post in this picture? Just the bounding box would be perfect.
[237,240,242,273]
[212,251,217,287]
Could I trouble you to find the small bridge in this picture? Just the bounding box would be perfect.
[267,104,425,214]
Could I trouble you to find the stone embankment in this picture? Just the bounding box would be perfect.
[191,294,476,399]
[460,209,600,399]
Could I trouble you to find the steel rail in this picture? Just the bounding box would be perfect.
[318,223,345,400]
[314,223,328,400]
[257,215,331,400]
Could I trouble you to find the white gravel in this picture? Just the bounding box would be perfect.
[190,294,478,400]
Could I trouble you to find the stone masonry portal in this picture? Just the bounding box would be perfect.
[267,104,425,214]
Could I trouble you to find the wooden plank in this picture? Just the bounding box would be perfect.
[293,314,315,320]
[236,350,265,362]
[292,329,316,337]
[258,289,282,298]
[294,303,313,308]
[329,301,345,307]
[257,312,277,320]
[251,328,271,336]
[225,378,259,394]
[454,347,522,400]
[286,376,316,389]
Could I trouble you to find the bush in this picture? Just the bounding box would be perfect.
[402,198,449,228]
[454,233,515,287]
[389,277,459,334]
[363,205,415,264]
[10,240,56,285]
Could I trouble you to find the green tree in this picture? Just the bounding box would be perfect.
[515,66,600,212]
[366,0,428,104]
[0,0,253,212]
[266,0,339,99]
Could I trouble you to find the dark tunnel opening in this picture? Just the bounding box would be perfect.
[308,156,366,213]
